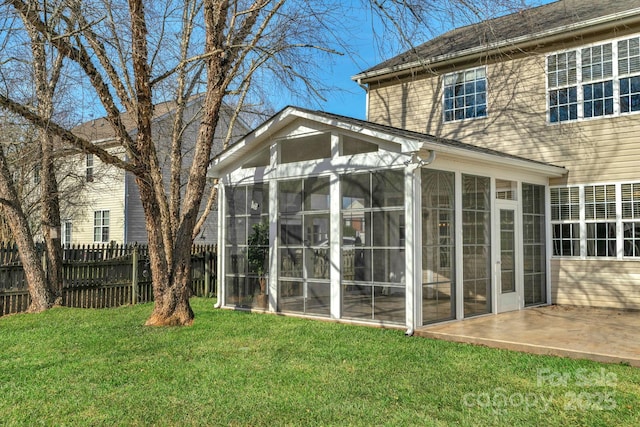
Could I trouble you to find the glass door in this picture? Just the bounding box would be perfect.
[495,200,521,312]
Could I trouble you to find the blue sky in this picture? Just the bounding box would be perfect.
[272,15,385,120]
[285,0,555,120]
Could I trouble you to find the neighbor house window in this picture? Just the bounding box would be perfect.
[86,154,94,182]
[62,220,72,246]
[93,210,110,242]
[547,35,640,122]
[552,182,640,259]
[443,66,487,122]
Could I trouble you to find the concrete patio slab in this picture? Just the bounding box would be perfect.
[415,305,640,367]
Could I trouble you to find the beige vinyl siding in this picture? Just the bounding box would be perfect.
[368,53,640,187]
[551,259,640,310]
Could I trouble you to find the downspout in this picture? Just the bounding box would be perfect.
[403,150,436,170]
[404,149,435,337]
[356,78,369,120]
[422,150,436,166]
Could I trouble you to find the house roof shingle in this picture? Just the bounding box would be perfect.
[71,99,183,142]
[358,0,640,78]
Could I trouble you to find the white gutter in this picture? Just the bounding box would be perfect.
[421,140,566,177]
[353,8,640,83]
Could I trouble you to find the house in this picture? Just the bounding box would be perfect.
[211,0,640,331]
[60,98,247,246]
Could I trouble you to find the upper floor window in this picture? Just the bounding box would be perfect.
[86,154,94,182]
[547,35,640,123]
[443,67,487,122]
[618,37,640,113]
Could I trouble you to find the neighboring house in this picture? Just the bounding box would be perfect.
[211,0,640,331]
[61,98,247,246]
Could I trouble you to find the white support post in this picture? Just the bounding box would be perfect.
[330,173,342,319]
[404,165,420,332]
[330,132,342,319]
[268,143,279,312]
[216,182,225,307]
[455,171,464,320]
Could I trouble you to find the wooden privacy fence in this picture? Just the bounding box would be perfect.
[0,243,216,316]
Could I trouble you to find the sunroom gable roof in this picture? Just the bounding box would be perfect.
[208,106,566,177]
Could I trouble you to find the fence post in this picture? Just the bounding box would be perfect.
[131,246,138,305]
[204,249,211,297]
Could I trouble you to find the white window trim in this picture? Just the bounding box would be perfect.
[442,66,488,123]
[86,154,94,182]
[551,181,640,260]
[546,33,640,124]
[61,220,72,246]
[93,210,110,243]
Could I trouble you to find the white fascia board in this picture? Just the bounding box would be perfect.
[353,9,640,83]
[422,141,566,177]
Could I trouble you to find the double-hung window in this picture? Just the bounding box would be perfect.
[584,184,616,257]
[581,44,614,118]
[547,34,640,122]
[94,210,110,243]
[551,187,580,256]
[62,220,72,246]
[622,183,640,256]
[547,52,578,123]
[618,36,640,113]
[86,154,94,182]
[443,66,487,122]
[552,182,640,259]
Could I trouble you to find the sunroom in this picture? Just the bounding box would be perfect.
[210,107,566,330]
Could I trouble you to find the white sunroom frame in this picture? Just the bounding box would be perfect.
[209,106,567,331]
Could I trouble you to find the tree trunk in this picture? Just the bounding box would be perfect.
[0,145,52,312]
[41,133,63,302]
[144,239,195,326]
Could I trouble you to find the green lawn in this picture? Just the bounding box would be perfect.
[0,299,638,426]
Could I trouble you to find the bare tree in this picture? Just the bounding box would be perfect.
[21,1,67,304]
[0,0,538,324]
[0,1,78,310]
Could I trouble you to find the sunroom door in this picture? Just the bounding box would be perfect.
[495,200,522,313]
